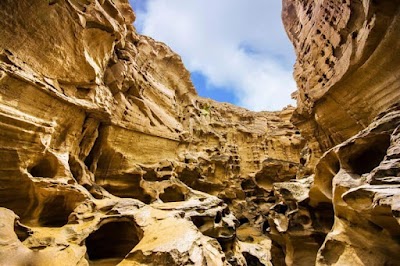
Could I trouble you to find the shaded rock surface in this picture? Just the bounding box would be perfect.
[0,0,399,265]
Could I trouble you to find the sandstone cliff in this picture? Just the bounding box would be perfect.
[0,0,304,265]
[0,0,399,265]
[282,0,400,265]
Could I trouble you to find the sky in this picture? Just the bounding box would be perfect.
[129,0,296,111]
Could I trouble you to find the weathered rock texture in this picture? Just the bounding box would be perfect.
[283,0,400,162]
[282,0,400,265]
[0,0,305,265]
[1,0,399,265]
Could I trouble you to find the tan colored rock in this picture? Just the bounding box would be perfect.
[282,0,400,265]
[309,105,400,266]
[3,0,398,264]
[283,0,400,163]
[0,0,304,265]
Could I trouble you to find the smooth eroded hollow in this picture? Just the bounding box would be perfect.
[86,220,142,264]
[159,185,185,202]
[29,155,58,178]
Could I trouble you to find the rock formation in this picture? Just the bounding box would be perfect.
[0,0,399,265]
[282,0,400,265]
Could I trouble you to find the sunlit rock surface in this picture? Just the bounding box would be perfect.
[1,0,399,265]
[282,0,400,265]
[283,0,400,163]
[0,0,303,265]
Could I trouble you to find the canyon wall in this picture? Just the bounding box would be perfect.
[283,0,400,265]
[0,0,304,265]
[0,0,399,265]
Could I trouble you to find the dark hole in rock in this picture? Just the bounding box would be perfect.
[311,233,327,246]
[319,240,346,265]
[243,252,263,266]
[191,216,206,228]
[239,217,250,225]
[142,169,158,181]
[29,156,58,178]
[215,211,222,223]
[85,184,106,200]
[217,237,234,253]
[347,135,390,175]
[310,202,334,231]
[76,87,92,98]
[241,179,256,190]
[159,186,185,202]
[332,160,341,174]
[14,222,32,242]
[222,207,230,215]
[300,157,307,165]
[262,221,270,232]
[84,126,103,172]
[86,221,141,263]
[38,195,75,227]
[178,168,221,194]
[279,188,293,198]
[273,204,288,214]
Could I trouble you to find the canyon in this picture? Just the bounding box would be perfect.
[0,0,399,265]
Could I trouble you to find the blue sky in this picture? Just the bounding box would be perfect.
[129,0,296,111]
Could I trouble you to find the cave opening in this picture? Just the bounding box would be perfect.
[86,221,142,264]
[38,195,75,227]
[29,156,58,178]
[347,135,390,175]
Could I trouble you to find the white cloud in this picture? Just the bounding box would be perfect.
[134,0,297,111]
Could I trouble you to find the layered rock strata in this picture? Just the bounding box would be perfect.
[282,0,400,265]
[1,0,399,265]
[0,0,304,265]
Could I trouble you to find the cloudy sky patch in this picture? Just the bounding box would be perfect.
[130,0,296,111]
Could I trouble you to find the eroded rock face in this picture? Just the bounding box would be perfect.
[0,0,304,265]
[283,0,400,164]
[1,0,399,265]
[310,105,400,265]
[282,0,400,265]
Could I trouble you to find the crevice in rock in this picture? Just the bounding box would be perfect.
[86,220,142,265]
[243,252,263,266]
[159,185,185,202]
[101,174,152,204]
[84,123,105,174]
[142,169,158,181]
[270,241,286,266]
[14,221,32,242]
[239,217,250,226]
